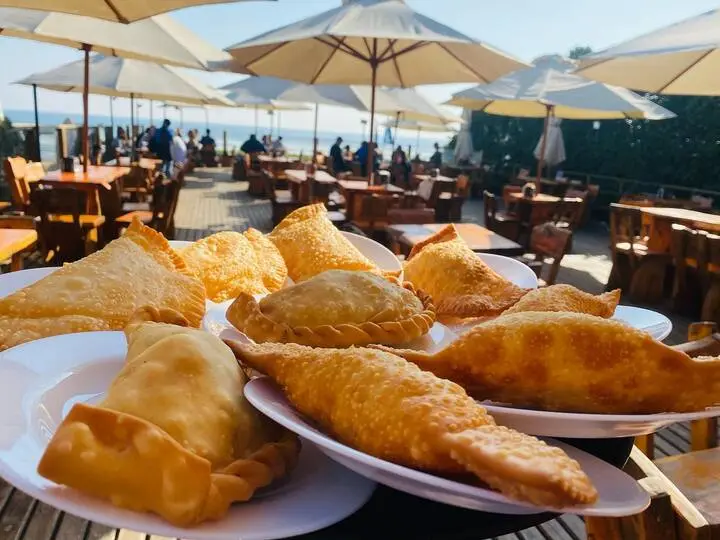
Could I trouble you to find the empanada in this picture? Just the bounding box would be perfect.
[503,285,621,317]
[374,312,720,414]
[0,219,205,350]
[38,315,299,527]
[403,224,528,318]
[268,203,382,282]
[227,340,597,508]
[180,229,287,302]
[227,270,435,347]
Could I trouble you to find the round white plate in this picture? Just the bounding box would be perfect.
[245,377,650,517]
[482,402,720,439]
[477,253,539,289]
[342,231,403,279]
[169,240,192,250]
[0,332,376,540]
[0,267,57,297]
[613,305,673,341]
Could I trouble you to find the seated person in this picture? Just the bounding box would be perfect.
[240,134,266,154]
[271,136,286,156]
[429,142,442,168]
[200,129,217,167]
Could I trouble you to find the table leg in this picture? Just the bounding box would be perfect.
[10,252,23,272]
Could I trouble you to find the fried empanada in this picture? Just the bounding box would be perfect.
[38,317,299,527]
[268,203,381,282]
[0,219,205,350]
[227,270,435,347]
[374,312,720,414]
[180,229,287,302]
[227,340,597,508]
[403,224,528,318]
[503,285,621,317]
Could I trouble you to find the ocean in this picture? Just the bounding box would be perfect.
[5,109,451,164]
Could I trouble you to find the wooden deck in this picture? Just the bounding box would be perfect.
[0,168,712,540]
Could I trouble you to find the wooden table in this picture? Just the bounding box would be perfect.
[508,192,561,204]
[387,223,523,256]
[0,229,37,271]
[632,205,720,253]
[259,156,299,178]
[284,169,337,202]
[39,166,130,217]
[338,180,405,221]
[508,192,561,227]
[414,174,455,183]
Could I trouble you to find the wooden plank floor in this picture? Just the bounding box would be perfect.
[0,168,711,540]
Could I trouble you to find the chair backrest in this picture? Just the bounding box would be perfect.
[30,184,88,264]
[4,156,30,209]
[483,190,497,228]
[356,194,389,224]
[387,207,435,225]
[427,179,456,208]
[456,174,470,198]
[262,170,277,201]
[609,203,644,251]
[528,222,572,286]
[502,185,522,209]
[309,178,332,204]
[553,197,585,230]
[672,224,707,270]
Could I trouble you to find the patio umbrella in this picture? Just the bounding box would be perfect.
[383,118,454,156]
[220,0,526,179]
[533,116,565,169]
[0,7,232,170]
[577,8,720,95]
[446,55,675,181]
[0,0,271,24]
[221,87,312,134]
[453,108,474,164]
[16,54,234,160]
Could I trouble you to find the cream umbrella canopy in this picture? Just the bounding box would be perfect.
[577,8,720,95]
[17,55,234,159]
[0,7,233,170]
[0,0,271,24]
[220,0,527,178]
[446,55,675,181]
[454,108,474,164]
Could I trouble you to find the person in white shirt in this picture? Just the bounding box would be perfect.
[271,136,286,156]
[171,128,187,169]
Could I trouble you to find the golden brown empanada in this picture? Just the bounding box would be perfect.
[227,270,435,347]
[0,219,205,350]
[38,316,299,527]
[404,224,528,318]
[503,285,621,317]
[268,203,382,282]
[180,229,287,303]
[227,340,597,508]
[374,312,720,414]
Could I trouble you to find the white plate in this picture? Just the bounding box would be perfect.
[0,332,376,540]
[482,402,720,439]
[613,305,673,341]
[0,267,57,297]
[244,377,650,517]
[169,240,192,250]
[477,253,539,289]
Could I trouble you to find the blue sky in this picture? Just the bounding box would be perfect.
[1,0,718,133]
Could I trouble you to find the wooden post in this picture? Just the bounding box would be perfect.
[223,130,228,155]
[312,103,319,164]
[32,84,41,161]
[82,44,91,172]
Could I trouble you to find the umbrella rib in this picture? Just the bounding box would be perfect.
[654,49,714,94]
[378,39,396,61]
[388,41,405,87]
[244,42,293,73]
[104,0,127,24]
[319,36,370,62]
[362,37,374,58]
[382,41,431,63]
[310,37,345,85]
[437,43,491,84]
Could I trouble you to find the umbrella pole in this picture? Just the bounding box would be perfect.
[150,99,153,124]
[254,106,258,136]
[392,111,400,146]
[32,84,40,162]
[367,39,378,183]
[180,108,184,129]
[204,108,209,131]
[82,43,91,172]
[130,93,135,161]
[536,104,552,188]
[416,128,421,158]
[109,97,114,134]
[312,103,319,163]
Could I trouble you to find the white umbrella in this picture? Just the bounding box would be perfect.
[384,118,454,156]
[534,116,565,168]
[446,55,675,181]
[0,7,232,169]
[17,55,234,157]
[577,8,720,95]
[0,0,271,24]
[220,0,526,178]
[453,108,474,164]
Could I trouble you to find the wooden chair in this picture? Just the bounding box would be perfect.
[483,190,520,241]
[455,174,470,199]
[264,170,303,227]
[553,197,585,231]
[351,194,390,234]
[700,233,720,325]
[587,322,720,540]
[517,223,572,286]
[608,203,672,303]
[426,179,456,209]
[3,156,31,213]
[671,224,707,316]
[120,164,151,202]
[115,178,180,237]
[30,185,105,264]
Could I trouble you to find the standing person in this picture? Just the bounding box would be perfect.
[187,129,199,164]
[153,119,173,175]
[391,145,410,186]
[329,137,345,174]
[171,128,187,171]
[430,142,443,168]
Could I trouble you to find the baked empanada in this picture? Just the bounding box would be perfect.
[268,203,382,282]
[180,229,287,302]
[404,224,528,318]
[0,219,205,350]
[38,315,299,527]
[227,340,597,508]
[227,270,435,347]
[374,312,720,414]
[503,285,621,317]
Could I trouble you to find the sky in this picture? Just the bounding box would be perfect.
[1,0,718,134]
